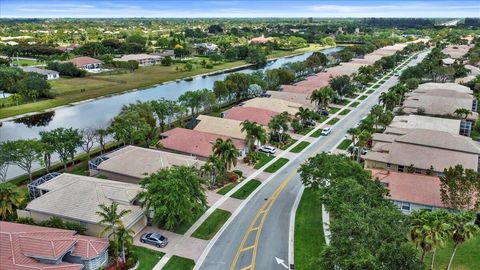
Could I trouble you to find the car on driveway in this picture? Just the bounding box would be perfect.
[318,109,329,116]
[305,119,316,127]
[321,127,332,136]
[140,232,168,248]
[259,145,277,154]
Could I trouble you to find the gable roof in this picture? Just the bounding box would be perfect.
[389,115,461,135]
[26,174,144,228]
[266,91,313,108]
[222,106,279,126]
[416,82,473,94]
[69,56,103,68]
[241,97,302,115]
[370,170,444,208]
[194,115,246,140]
[0,221,108,270]
[160,128,245,158]
[98,145,203,179]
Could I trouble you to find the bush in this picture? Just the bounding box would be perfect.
[47,62,86,77]
[226,171,239,182]
[233,170,243,178]
[161,56,173,66]
[16,217,35,225]
[206,63,213,69]
[109,60,139,71]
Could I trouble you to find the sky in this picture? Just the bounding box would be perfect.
[1,0,479,18]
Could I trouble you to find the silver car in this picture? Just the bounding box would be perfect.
[140,232,168,248]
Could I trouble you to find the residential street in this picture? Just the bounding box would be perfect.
[197,51,429,270]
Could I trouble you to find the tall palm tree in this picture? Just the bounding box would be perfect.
[268,111,291,143]
[446,211,479,270]
[370,104,384,131]
[116,225,134,263]
[428,210,451,270]
[379,91,400,111]
[200,155,224,189]
[240,120,267,150]
[357,130,372,161]
[212,138,239,171]
[310,87,334,110]
[347,127,360,159]
[454,108,472,120]
[295,107,313,127]
[0,182,25,220]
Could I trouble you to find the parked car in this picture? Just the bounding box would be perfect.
[305,119,316,127]
[259,145,277,154]
[140,232,168,248]
[318,109,330,116]
[321,127,332,136]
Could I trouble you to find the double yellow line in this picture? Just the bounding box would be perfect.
[229,171,296,270]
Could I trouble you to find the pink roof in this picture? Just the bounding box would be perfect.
[371,170,445,208]
[160,128,245,158]
[249,36,274,43]
[0,221,108,270]
[69,56,103,68]
[223,106,279,126]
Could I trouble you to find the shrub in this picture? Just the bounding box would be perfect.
[233,170,243,178]
[206,63,213,69]
[226,171,239,182]
[161,56,173,66]
[16,217,35,225]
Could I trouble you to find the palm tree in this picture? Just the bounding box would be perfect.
[446,211,479,270]
[116,225,134,263]
[347,127,360,159]
[200,155,224,189]
[240,120,267,150]
[379,91,400,111]
[268,112,291,143]
[295,107,313,127]
[310,87,334,110]
[357,130,372,161]
[212,138,239,171]
[370,104,384,131]
[428,210,451,270]
[454,108,472,120]
[0,182,25,220]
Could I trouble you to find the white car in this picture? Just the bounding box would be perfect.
[259,145,277,154]
[321,127,332,136]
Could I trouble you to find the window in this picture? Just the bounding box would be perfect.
[398,165,404,172]
[401,202,411,211]
[386,163,391,168]
[415,168,422,174]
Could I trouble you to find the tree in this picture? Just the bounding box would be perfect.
[454,108,472,120]
[295,107,314,127]
[241,120,267,150]
[0,142,12,183]
[200,155,224,189]
[310,87,334,110]
[329,75,356,99]
[0,182,25,220]
[268,111,291,143]
[96,202,131,263]
[406,78,420,90]
[213,138,239,171]
[151,99,179,132]
[178,90,203,123]
[80,128,96,160]
[109,110,151,145]
[320,36,336,47]
[370,104,384,130]
[39,128,82,171]
[137,166,207,230]
[116,225,134,264]
[2,139,42,181]
[347,127,360,159]
[439,165,479,211]
[379,91,400,111]
[94,128,110,154]
[246,47,267,65]
[446,211,479,270]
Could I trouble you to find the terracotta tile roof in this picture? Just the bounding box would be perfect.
[69,56,103,68]
[160,128,246,158]
[222,106,279,126]
[370,170,445,208]
[0,221,108,270]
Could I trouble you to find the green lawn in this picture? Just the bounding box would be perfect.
[339,109,351,115]
[310,129,322,138]
[358,95,368,100]
[294,188,326,270]
[349,101,360,108]
[264,158,289,173]
[217,182,239,195]
[290,141,311,153]
[163,255,195,270]
[192,209,231,240]
[280,138,298,150]
[327,118,339,125]
[254,153,275,169]
[337,139,352,150]
[328,107,340,114]
[173,209,206,234]
[132,246,165,270]
[424,236,480,270]
[297,127,313,135]
[231,179,262,199]
[13,59,38,66]
[69,161,89,176]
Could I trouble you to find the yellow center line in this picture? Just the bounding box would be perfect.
[229,171,296,270]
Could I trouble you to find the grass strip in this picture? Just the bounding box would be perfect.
[349,101,360,108]
[339,109,350,115]
[217,182,239,195]
[192,209,231,240]
[254,153,275,169]
[336,139,352,150]
[163,255,195,270]
[290,141,311,153]
[264,158,289,173]
[132,246,165,270]
[327,118,339,125]
[231,179,262,199]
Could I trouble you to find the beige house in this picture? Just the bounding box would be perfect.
[241,97,302,115]
[388,115,464,135]
[114,54,163,66]
[194,114,246,140]
[363,129,480,175]
[21,173,146,237]
[91,146,203,183]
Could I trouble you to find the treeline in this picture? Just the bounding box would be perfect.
[362,18,435,28]
[0,67,51,104]
[46,62,86,77]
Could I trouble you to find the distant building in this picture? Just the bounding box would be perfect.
[69,56,103,70]
[194,43,219,55]
[249,35,274,44]
[388,115,467,136]
[241,97,302,115]
[442,45,473,59]
[56,43,81,52]
[0,221,109,270]
[222,106,279,126]
[152,50,175,58]
[114,53,162,66]
[442,58,455,65]
[20,66,60,80]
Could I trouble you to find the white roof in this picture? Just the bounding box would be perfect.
[114,54,162,62]
[242,97,302,115]
[389,115,461,135]
[417,82,473,94]
[26,174,144,228]
[194,114,246,140]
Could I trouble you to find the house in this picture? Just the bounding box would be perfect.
[442,57,455,65]
[363,129,480,175]
[20,173,146,237]
[194,43,219,55]
[222,106,279,126]
[194,114,246,140]
[266,91,314,108]
[249,35,274,44]
[153,50,175,58]
[442,45,472,59]
[455,65,480,84]
[241,97,302,115]
[20,66,60,80]
[69,56,103,70]
[90,145,203,183]
[0,221,109,270]
[370,170,445,213]
[388,115,468,136]
[401,83,477,121]
[159,128,247,158]
[113,54,162,66]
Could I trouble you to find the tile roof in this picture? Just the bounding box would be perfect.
[0,221,108,270]
[222,106,279,126]
[416,82,473,94]
[370,170,444,208]
[98,145,203,179]
[241,97,302,115]
[160,128,246,158]
[442,45,473,59]
[389,115,461,135]
[114,54,162,62]
[194,115,246,140]
[69,56,103,68]
[26,174,144,228]
[266,91,314,108]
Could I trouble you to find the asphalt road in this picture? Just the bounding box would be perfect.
[197,51,429,270]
